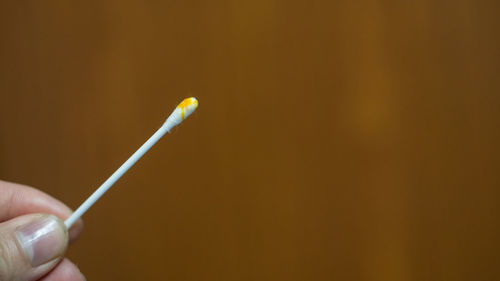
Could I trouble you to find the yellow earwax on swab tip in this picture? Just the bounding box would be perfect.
[162,97,199,129]
[177,97,199,120]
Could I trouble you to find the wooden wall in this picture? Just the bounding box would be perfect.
[1,1,499,280]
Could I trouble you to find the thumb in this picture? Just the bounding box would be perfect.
[0,214,68,281]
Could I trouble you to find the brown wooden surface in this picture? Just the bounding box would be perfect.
[1,1,499,280]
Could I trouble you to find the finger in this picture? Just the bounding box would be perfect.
[0,180,84,242]
[39,259,86,281]
[0,214,67,281]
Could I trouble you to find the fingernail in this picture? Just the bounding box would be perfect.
[15,215,68,267]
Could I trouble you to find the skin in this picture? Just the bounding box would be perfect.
[0,180,85,281]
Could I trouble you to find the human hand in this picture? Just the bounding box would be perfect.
[0,180,85,281]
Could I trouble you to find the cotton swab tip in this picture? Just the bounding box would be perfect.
[163,97,199,129]
[177,97,198,120]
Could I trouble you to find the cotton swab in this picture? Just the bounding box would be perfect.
[64,97,199,229]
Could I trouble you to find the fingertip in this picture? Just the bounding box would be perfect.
[0,181,77,224]
[40,258,86,281]
[68,219,84,244]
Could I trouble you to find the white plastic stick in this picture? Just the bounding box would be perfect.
[65,97,198,229]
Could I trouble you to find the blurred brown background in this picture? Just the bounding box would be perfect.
[1,1,499,280]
